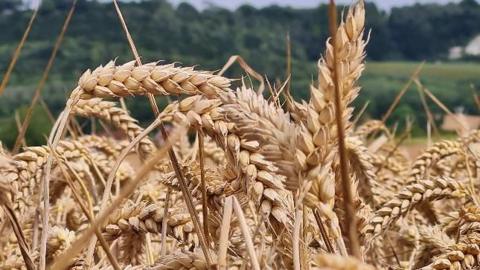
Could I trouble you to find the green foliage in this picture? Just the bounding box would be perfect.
[1,0,479,84]
[0,105,52,148]
[357,62,480,135]
[388,2,480,60]
[0,0,22,13]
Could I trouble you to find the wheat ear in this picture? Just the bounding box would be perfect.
[303,0,366,210]
[77,60,231,99]
[159,92,294,226]
[73,98,156,157]
[12,141,87,215]
[363,176,464,243]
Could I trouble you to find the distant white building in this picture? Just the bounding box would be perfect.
[449,46,463,60]
[465,35,480,56]
[449,34,480,59]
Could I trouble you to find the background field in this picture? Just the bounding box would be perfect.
[358,62,480,129]
[2,60,479,147]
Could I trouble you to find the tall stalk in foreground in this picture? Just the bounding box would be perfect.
[329,0,361,258]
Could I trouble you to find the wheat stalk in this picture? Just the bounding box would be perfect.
[299,0,367,219]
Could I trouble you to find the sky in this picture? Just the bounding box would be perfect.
[27,0,465,10]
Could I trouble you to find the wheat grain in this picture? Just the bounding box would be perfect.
[46,226,75,264]
[158,91,294,226]
[73,98,155,157]
[355,119,391,139]
[302,0,366,216]
[345,136,377,206]
[12,141,86,215]
[77,60,231,99]
[363,176,464,243]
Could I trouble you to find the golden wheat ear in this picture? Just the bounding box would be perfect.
[363,176,464,243]
[73,98,156,157]
[292,0,367,207]
[77,60,232,99]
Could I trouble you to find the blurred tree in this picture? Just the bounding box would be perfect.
[461,0,479,7]
[0,0,22,13]
[0,105,52,148]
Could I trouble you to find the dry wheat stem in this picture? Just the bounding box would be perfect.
[218,195,234,269]
[13,0,77,155]
[106,9,200,265]
[50,126,183,270]
[218,55,264,94]
[232,196,261,270]
[327,0,362,258]
[0,8,39,96]
[418,80,469,133]
[49,148,121,270]
[198,130,210,246]
[22,4,78,265]
[381,62,425,124]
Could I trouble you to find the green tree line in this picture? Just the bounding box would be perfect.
[1,0,479,82]
[0,0,479,146]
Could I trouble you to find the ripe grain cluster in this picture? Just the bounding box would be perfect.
[1,1,479,269]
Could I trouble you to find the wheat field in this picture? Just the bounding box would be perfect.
[1,0,479,269]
